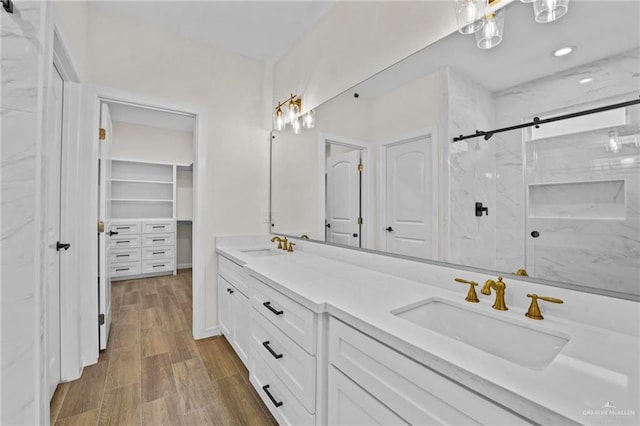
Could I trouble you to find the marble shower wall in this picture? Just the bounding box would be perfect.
[1,0,52,424]
[494,49,640,296]
[444,67,497,270]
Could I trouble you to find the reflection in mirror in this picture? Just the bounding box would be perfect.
[270,1,640,299]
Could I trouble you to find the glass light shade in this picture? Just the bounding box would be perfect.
[454,0,486,34]
[302,110,315,129]
[533,0,569,23]
[607,129,620,153]
[291,117,301,134]
[287,99,300,123]
[274,108,285,131]
[475,10,505,49]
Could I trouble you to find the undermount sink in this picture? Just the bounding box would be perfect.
[392,298,570,370]
[240,248,285,257]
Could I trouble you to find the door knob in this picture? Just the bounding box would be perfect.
[531,231,540,238]
[108,230,119,236]
[56,242,71,251]
[352,233,358,238]
[325,223,331,228]
[385,226,393,232]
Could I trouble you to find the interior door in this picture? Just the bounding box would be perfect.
[47,65,64,400]
[326,149,361,247]
[98,103,113,350]
[384,137,433,259]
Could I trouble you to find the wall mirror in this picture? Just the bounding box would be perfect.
[271,0,640,300]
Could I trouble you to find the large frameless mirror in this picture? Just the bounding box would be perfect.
[270,0,640,300]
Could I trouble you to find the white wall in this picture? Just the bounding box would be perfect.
[1,1,53,424]
[53,0,88,81]
[111,121,193,165]
[273,1,457,113]
[85,6,272,336]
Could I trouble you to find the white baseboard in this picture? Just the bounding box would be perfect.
[177,263,193,269]
[193,325,220,340]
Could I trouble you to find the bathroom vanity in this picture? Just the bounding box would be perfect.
[216,236,639,426]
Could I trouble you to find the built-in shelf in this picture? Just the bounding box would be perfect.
[110,178,173,184]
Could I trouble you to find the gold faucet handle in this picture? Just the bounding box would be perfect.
[454,278,479,303]
[281,237,288,250]
[525,294,563,320]
[287,242,295,252]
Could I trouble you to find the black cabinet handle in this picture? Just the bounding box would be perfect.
[152,251,165,255]
[385,226,393,232]
[263,301,283,316]
[116,240,129,244]
[56,242,71,251]
[108,230,119,236]
[115,254,129,258]
[115,268,129,272]
[152,225,165,229]
[262,385,283,408]
[262,341,283,359]
[115,227,130,230]
[152,264,165,268]
[152,238,165,242]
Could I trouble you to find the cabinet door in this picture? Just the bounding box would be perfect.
[218,276,233,337]
[231,290,250,367]
[328,366,408,425]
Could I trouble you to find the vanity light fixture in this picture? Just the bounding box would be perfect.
[455,0,570,50]
[552,46,574,57]
[273,93,316,133]
[607,129,621,153]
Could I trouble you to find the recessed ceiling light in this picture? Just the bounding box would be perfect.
[552,46,575,57]
[579,77,594,84]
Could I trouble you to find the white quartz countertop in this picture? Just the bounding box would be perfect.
[216,236,640,425]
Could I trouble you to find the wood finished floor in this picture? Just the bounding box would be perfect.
[50,269,278,426]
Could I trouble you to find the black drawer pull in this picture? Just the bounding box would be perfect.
[152,225,165,228]
[262,385,283,408]
[152,264,165,268]
[115,268,129,272]
[262,341,283,359]
[116,240,129,244]
[115,254,129,258]
[152,238,165,242]
[152,251,165,255]
[115,227,130,230]
[263,301,283,316]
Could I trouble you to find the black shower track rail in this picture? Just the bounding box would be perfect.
[452,94,640,142]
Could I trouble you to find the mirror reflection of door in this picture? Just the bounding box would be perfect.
[326,146,362,248]
[384,136,434,259]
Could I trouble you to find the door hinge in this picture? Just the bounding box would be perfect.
[98,313,105,325]
[99,128,106,140]
[98,221,105,233]
[357,217,363,225]
[358,163,363,172]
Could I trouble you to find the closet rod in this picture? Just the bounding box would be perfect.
[452,95,640,142]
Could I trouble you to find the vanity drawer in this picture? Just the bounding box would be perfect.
[251,309,316,413]
[142,259,174,274]
[141,233,174,247]
[111,261,140,277]
[329,318,530,425]
[110,235,141,249]
[110,247,141,263]
[111,221,141,235]
[142,219,174,234]
[250,348,316,426]
[251,277,316,355]
[219,255,250,296]
[141,246,174,260]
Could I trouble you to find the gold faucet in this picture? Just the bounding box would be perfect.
[525,294,563,320]
[481,276,508,311]
[271,236,284,249]
[281,237,288,251]
[454,278,479,303]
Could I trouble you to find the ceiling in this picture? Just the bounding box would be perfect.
[89,0,336,64]
[107,102,195,132]
[354,1,640,98]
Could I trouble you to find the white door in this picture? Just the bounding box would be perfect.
[384,136,434,259]
[326,150,361,247]
[46,66,65,400]
[98,103,113,350]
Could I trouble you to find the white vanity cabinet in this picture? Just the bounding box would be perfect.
[217,256,251,367]
[328,317,531,426]
[249,276,318,425]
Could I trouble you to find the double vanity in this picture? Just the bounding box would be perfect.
[216,235,639,425]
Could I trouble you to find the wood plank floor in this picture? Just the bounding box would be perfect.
[50,269,278,426]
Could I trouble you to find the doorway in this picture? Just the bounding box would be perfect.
[96,100,196,351]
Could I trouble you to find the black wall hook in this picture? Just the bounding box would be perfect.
[475,202,488,217]
[3,0,14,13]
